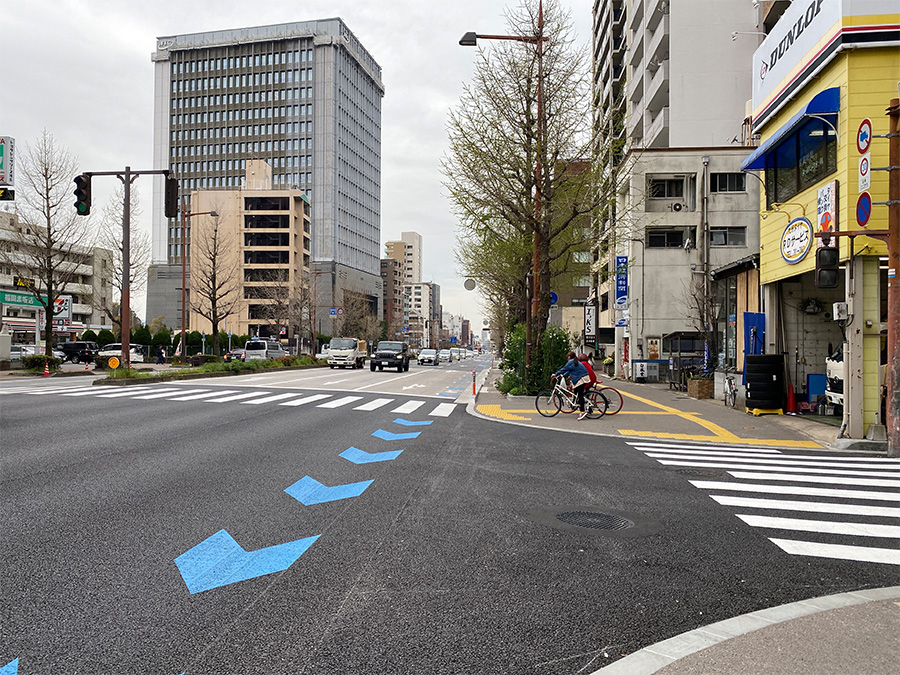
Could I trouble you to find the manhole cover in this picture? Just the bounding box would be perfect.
[556,511,634,531]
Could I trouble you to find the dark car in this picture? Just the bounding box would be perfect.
[58,341,100,364]
[223,348,246,363]
[370,340,409,372]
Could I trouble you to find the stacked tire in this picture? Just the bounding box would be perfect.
[744,354,785,411]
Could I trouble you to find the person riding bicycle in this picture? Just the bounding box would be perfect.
[553,351,592,420]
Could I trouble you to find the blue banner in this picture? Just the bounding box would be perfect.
[614,256,628,310]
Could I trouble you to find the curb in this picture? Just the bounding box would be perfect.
[590,586,900,674]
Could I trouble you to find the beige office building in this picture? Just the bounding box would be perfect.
[188,160,311,340]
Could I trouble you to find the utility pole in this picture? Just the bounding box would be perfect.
[886,98,899,457]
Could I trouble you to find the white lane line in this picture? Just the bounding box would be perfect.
[241,392,305,405]
[206,391,272,403]
[279,394,332,407]
[95,387,160,398]
[737,514,900,539]
[644,450,900,467]
[25,386,98,395]
[656,459,899,478]
[322,378,351,386]
[61,387,142,397]
[647,452,900,478]
[728,471,900,489]
[170,390,239,401]
[354,398,394,411]
[629,442,782,454]
[134,388,205,400]
[710,495,900,519]
[317,395,363,409]
[429,402,456,417]
[392,400,425,414]
[690,480,900,503]
[769,538,900,565]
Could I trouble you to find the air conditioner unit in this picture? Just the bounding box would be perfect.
[671,202,686,212]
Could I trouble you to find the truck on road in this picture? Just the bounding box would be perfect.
[327,337,367,369]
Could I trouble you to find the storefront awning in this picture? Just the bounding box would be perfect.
[741,87,840,171]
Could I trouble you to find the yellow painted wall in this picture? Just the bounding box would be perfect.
[758,46,898,285]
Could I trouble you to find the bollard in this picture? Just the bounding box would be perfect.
[472,369,476,395]
[85,361,89,371]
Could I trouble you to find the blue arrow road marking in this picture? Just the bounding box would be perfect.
[340,446,404,464]
[372,428,421,441]
[285,476,374,505]
[175,530,320,594]
[1,659,18,675]
[393,418,433,426]
[447,386,465,390]
[437,392,456,398]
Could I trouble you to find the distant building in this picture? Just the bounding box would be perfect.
[0,212,113,341]
[146,18,384,333]
[384,231,423,284]
[380,257,404,338]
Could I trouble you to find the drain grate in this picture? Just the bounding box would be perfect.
[555,511,634,531]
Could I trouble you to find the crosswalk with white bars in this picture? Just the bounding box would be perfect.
[1,383,458,417]
[627,440,900,567]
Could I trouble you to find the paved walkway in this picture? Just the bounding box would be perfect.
[468,368,898,674]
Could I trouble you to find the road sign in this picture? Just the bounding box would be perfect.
[337,307,344,316]
[858,152,871,191]
[108,356,120,370]
[856,192,872,227]
[329,307,337,316]
[856,118,872,154]
[549,291,559,306]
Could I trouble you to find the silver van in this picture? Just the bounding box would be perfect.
[243,339,287,361]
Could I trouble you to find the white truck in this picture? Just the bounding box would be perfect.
[327,337,367,369]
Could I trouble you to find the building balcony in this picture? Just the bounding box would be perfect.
[646,0,668,32]
[628,0,644,32]
[646,14,669,65]
[627,108,644,142]
[628,28,644,67]
[644,58,669,115]
[628,67,644,103]
[644,106,669,147]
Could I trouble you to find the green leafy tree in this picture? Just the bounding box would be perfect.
[132,326,152,347]
[152,327,172,347]
[81,329,98,342]
[96,328,115,346]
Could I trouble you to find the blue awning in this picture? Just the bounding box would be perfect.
[741,87,840,171]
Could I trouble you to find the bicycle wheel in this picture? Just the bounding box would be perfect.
[535,389,562,417]
[585,390,608,419]
[597,386,623,414]
[725,385,737,408]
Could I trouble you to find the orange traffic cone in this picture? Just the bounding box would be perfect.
[85,361,90,371]
[786,383,797,413]
[43,362,50,377]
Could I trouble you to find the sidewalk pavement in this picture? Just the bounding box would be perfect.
[467,370,899,674]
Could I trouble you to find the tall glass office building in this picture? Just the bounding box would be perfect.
[146,19,384,329]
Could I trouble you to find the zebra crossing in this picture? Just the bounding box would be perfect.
[627,440,900,567]
[1,383,458,417]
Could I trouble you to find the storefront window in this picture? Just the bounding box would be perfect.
[765,115,837,208]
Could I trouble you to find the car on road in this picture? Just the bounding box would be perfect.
[57,341,100,364]
[243,339,287,361]
[417,348,439,366]
[98,343,146,363]
[223,348,246,363]
[438,349,452,363]
[8,345,66,360]
[370,340,409,372]
[450,347,462,361]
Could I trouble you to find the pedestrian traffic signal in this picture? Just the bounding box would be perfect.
[815,246,840,289]
[164,175,179,218]
[73,173,91,215]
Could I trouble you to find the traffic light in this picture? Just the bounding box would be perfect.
[164,175,179,218]
[73,173,91,215]
[815,246,840,289]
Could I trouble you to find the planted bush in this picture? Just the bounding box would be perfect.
[22,354,63,371]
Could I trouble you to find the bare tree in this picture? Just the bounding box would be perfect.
[93,183,150,336]
[0,130,94,354]
[337,288,380,344]
[190,211,240,355]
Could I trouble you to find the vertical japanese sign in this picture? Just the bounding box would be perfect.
[584,304,596,343]
[816,180,838,248]
[614,256,628,310]
[0,137,15,187]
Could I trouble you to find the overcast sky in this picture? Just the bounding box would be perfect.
[3,0,594,332]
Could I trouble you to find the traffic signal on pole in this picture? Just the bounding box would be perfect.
[164,175,179,218]
[73,173,91,215]
[815,246,840,289]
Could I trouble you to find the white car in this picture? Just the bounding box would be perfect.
[244,339,287,360]
[98,343,146,363]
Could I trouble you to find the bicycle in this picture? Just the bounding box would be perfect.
[535,376,608,418]
[588,380,624,415]
[724,368,738,408]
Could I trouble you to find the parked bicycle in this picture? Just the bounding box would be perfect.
[535,377,608,418]
[724,368,738,408]
[588,380,624,415]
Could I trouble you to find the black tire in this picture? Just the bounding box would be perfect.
[724,388,736,408]
[585,390,608,418]
[72,355,81,364]
[330,365,335,369]
[745,372,780,384]
[370,363,376,372]
[536,390,562,417]
[378,366,383,371]
[595,387,623,414]
[746,397,783,410]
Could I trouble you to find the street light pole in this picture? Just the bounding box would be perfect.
[460,1,547,366]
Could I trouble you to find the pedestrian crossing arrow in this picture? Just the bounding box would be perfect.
[340,446,404,464]
[285,476,374,505]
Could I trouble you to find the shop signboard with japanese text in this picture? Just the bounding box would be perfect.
[614,256,628,310]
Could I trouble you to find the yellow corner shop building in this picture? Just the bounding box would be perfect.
[741,0,899,438]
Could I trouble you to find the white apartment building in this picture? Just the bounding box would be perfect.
[384,231,423,284]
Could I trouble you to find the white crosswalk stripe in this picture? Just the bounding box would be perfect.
[630,440,900,567]
[15,383,456,418]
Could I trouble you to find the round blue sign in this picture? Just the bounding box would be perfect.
[856,191,872,227]
[550,291,559,305]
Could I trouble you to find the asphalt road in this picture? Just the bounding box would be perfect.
[1,366,896,674]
